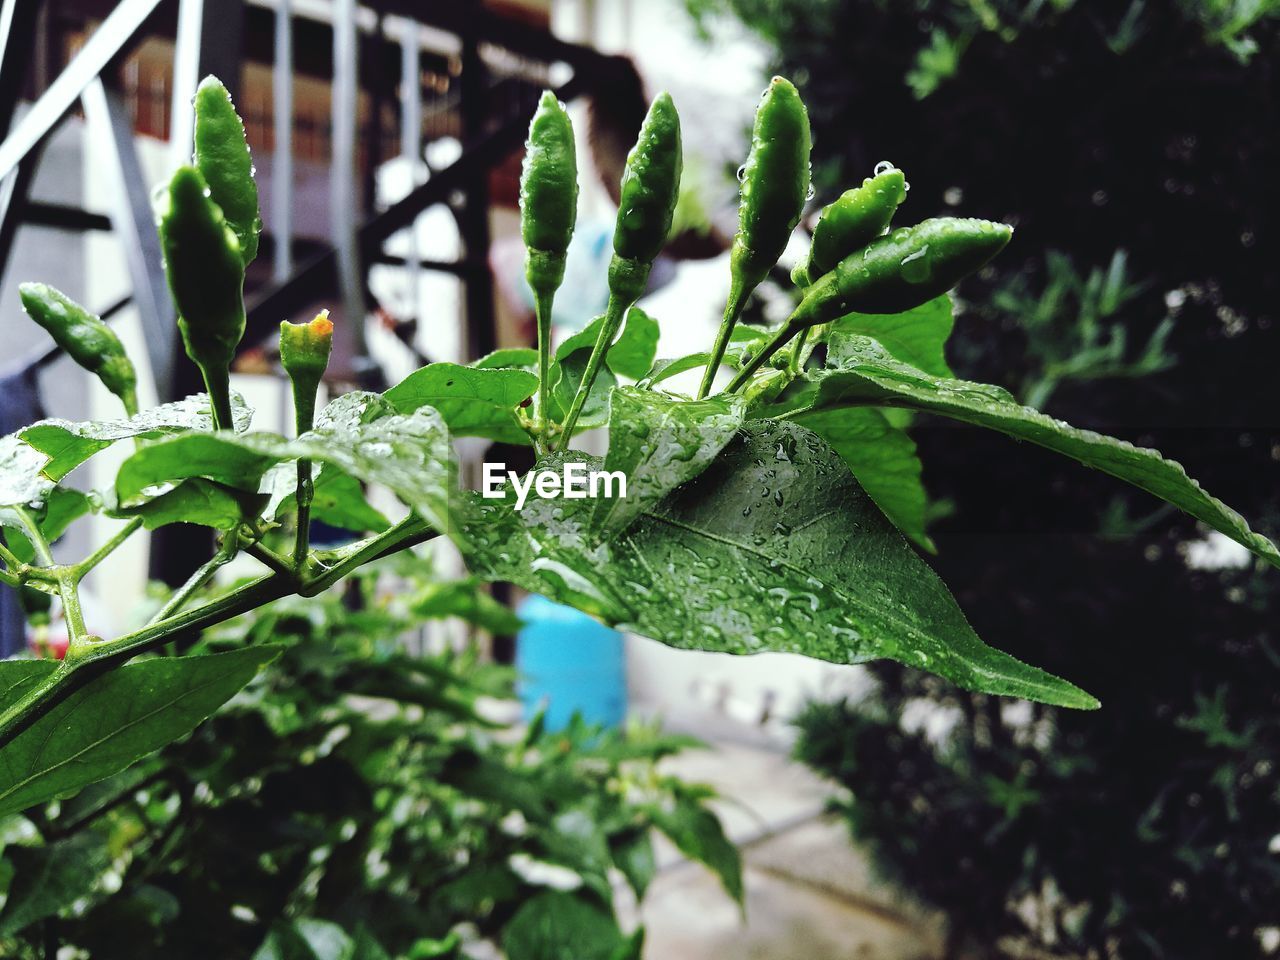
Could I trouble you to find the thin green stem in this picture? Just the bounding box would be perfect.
[73,518,143,579]
[788,326,811,374]
[120,387,140,419]
[56,570,87,644]
[697,280,749,399]
[202,370,235,432]
[148,535,239,624]
[243,539,295,580]
[290,382,319,566]
[13,506,54,566]
[0,520,442,752]
[534,287,555,454]
[0,542,24,576]
[557,296,628,449]
[0,568,19,589]
[725,322,804,393]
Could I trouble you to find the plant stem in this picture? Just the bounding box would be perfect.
[697,280,749,399]
[534,287,555,453]
[0,568,19,589]
[0,519,441,752]
[789,327,811,374]
[73,518,143,579]
[121,386,140,419]
[725,322,804,393]
[557,296,628,449]
[148,535,239,623]
[57,570,87,643]
[290,382,319,567]
[13,505,54,566]
[203,373,235,433]
[0,542,24,577]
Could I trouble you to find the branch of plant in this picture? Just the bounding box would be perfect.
[0,517,442,752]
[725,320,805,393]
[557,297,628,448]
[148,534,239,624]
[534,287,555,453]
[73,518,144,579]
[698,282,749,399]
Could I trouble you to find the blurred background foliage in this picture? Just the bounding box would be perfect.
[0,562,739,959]
[688,1,1280,957]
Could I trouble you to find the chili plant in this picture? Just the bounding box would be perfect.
[1,75,1277,821]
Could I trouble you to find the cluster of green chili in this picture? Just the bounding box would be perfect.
[159,75,261,431]
[515,77,1011,437]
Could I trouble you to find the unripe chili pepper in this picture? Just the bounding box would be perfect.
[280,310,334,564]
[558,92,681,447]
[699,76,810,399]
[19,282,139,416]
[519,91,578,448]
[159,164,246,431]
[727,217,1012,392]
[793,217,1012,323]
[193,75,261,267]
[792,164,907,287]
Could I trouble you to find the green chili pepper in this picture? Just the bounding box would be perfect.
[520,91,579,448]
[792,164,907,287]
[193,75,261,267]
[727,217,1012,392]
[19,283,139,416]
[558,92,681,447]
[699,76,811,399]
[159,165,246,431]
[279,310,334,564]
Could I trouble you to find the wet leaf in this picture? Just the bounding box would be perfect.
[790,406,933,551]
[781,335,1280,568]
[461,420,1097,708]
[385,363,536,445]
[591,387,745,535]
[827,294,954,376]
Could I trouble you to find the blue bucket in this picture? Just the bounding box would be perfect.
[516,595,626,731]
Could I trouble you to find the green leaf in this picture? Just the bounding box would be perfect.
[474,347,538,370]
[0,830,113,935]
[461,420,1098,708]
[790,407,934,551]
[385,363,537,445]
[550,352,616,433]
[610,828,656,899]
[0,647,280,818]
[1,487,92,562]
[0,434,54,508]
[115,408,460,540]
[109,477,267,530]
[649,792,743,905]
[501,891,628,960]
[410,578,523,633]
[785,335,1280,568]
[19,392,252,483]
[641,353,713,388]
[827,294,954,377]
[555,307,660,380]
[591,387,745,536]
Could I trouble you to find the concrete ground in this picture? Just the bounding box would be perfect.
[630,735,946,960]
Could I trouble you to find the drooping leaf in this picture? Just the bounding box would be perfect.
[0,647,280,818]
[782,335,1280,567]
[827,294,954,377]
[410,578,523,634]
[0,829,113,935]
[19,392,252,483]
[461,421,1098,708]
[641,353,713,388]
[590,387,745,535]
[114,408,460,540]
[790,406,934,551]
[649,792,743,905]
[385,363,537,445]
[550,351,616,433]
[501,891,628,960]
[610,828,656,899]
